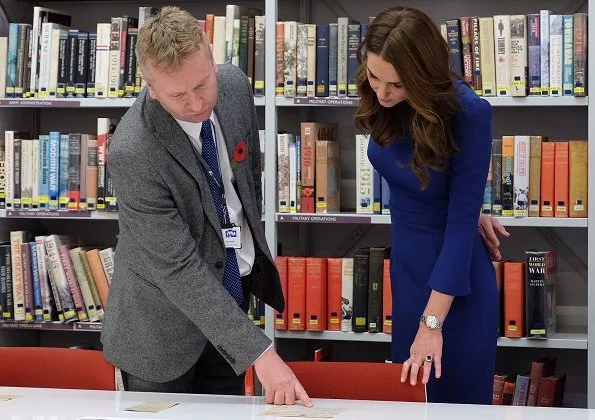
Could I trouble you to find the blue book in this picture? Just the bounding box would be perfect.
[373,169,381,214]
[38,135,50,208]
[48,132,61,209]
[59,134,70,209]
[315,25,329,97]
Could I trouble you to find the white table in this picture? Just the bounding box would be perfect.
[0,387,594,420]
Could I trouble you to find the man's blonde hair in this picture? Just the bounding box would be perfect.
[136,6,211,80]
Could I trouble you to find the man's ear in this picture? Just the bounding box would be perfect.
[143,76,157,99]
[147,84,157,100]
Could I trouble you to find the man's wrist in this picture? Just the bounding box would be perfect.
[254,343,273,364]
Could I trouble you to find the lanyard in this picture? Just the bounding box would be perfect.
[192,125,232,226]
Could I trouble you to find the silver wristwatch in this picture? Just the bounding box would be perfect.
[420,315,442,330]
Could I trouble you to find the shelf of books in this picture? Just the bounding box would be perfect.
[274,329,588,350]
[276,96,588,107]
[275,213,588,228]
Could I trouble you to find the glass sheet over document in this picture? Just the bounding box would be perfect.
[262,405,346,418]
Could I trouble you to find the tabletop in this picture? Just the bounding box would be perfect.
[0,386,593,420]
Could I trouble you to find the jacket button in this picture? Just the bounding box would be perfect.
[215,261,224,269]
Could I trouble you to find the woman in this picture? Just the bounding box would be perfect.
[355,6,500,404]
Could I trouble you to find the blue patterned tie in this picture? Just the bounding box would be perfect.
[200,120,244,305]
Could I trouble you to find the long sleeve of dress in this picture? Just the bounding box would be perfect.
[426,97,493,296]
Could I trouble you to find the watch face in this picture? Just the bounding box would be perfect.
[426,316,441,329]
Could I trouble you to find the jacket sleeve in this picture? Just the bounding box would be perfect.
[108,142,270,375]
[426,97,493,296]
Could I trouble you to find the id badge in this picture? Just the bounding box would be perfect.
[222,225,241,249]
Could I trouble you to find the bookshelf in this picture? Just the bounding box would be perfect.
[263,0,594,410]
[0,0,591,409]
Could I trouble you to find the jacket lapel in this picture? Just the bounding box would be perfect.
[213,89,257,221]
[144,94,223,244]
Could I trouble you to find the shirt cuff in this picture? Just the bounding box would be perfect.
[254,343,273,364]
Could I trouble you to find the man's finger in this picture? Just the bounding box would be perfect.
[264,388,274,404]
[295,382,313,407]
[274,389,284,405]
[285,390,295,405]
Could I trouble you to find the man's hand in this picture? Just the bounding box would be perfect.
[253,347,313,407]
[478,214,510,261]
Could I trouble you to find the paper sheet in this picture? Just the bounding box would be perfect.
[80,417,170,420]
[0,394,22,402]
[125,401,179,413]
[262,405,345,418]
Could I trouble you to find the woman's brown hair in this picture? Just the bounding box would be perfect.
[354,6,461,189]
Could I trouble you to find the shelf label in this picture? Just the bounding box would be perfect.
[276,214,372,224]
[293,97,359,106]
[0,99,81,108]
[6,210,92,218]
[74,323,103,331]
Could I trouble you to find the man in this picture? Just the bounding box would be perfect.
[101,6,311,407]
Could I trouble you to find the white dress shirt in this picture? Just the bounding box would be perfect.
[176,113,255,277]
[177,114,272,362]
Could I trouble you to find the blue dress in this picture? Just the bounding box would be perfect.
[367,79,498,405]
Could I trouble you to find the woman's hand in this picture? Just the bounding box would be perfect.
[401,324,443,386]
[478,214,510,261]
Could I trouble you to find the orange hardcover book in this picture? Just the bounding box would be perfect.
[275,23,284,96]
[326,258,342,331]
[504,261,525,338]
[300,122,338,189]
[205,14,215,45]
[306,257,327,331]
[569,140,588,218]
[528,136,545,217]
[554,141,569,218]
[382,259,392,334]
[313,345,333,361]
[274,256,289,330]
[244,365,255,396]
[301,187,315,213]
[85,249,110,309]
[540,142,555,217]
[287,257,306,331]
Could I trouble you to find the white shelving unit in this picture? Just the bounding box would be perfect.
[0,0,591,409]
[263,0,594,409]
[275,329,588,350]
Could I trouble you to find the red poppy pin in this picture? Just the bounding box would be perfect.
[233,141,248,165]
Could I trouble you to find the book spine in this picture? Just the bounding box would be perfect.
[562,15,574,96]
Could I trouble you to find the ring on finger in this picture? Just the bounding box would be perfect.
[425,355,433,364]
